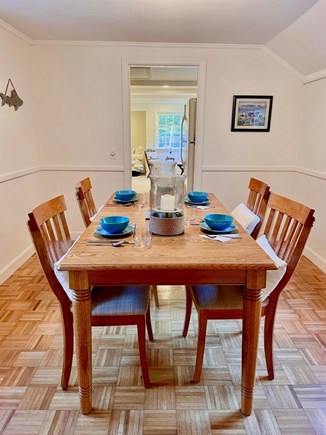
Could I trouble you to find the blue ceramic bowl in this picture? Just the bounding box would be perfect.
[188,191,209,203]
[204,213,233,231]
[115,190,137,202]
[99,216,130,234]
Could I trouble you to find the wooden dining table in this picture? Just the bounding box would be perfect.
[60,193,275,415]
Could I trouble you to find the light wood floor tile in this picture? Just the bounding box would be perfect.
[177,410,211,434]
[205,385,239,410]
[175,386,207,410]
[209,410,246,434]
[305,408,326,435]
[273,409,316,435]
[0,254,325,433]
[143,410,177,434]
[40,410,79,435]
[4,410,48,434]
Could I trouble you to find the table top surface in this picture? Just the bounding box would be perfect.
[60,193,275,273]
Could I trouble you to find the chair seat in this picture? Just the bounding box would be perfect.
[91,285,150,316]
[190,285,269,311]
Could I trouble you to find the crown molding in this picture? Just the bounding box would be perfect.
[0,18,32,44]
[1,16,326,84]
[33,39,263,50]
[264,46,326,85]
[303,69,326,84]
[263,46,304,82]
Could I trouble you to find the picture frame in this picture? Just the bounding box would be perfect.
[231,95,273,132]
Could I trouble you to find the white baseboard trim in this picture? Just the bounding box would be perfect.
[0,232,81,285]
[304,246,326,273]
[0,245,35,285]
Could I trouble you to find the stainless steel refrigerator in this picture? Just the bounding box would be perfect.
[181,97,197,191]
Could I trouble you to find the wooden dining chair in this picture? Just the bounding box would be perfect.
[27,195,154,389]
[183,193,315,383]
[246,178,270,239]
[75,177,98,227]
[74,177,160,308]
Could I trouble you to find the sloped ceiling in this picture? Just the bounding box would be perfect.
[0,0,325,77]
[267,0,326,76]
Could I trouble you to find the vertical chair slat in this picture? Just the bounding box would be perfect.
[274,215,291,256]
[270,212,284,247]
[283,223,302,263]
[263,208,275,238]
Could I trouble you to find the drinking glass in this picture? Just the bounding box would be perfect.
[133,221,152,250]
[138,192,148,209]
[185,205,197,226]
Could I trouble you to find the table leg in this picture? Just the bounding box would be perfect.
[70,271,92,414]
[241,271,264,416]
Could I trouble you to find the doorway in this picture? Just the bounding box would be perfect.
[130,66,198,193]
[121,58,206,193]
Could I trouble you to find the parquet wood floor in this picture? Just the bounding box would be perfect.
[0,255,325,434]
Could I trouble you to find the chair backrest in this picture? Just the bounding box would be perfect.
[262,192,315,298]
[75,177,97,227]
[27,195,72,305]
[247,178,270,239]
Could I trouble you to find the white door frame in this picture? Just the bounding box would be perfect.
[121,56,207,189]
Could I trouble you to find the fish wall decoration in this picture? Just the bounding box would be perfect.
[0,79,23,111]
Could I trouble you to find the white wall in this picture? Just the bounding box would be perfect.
[1,31,325,282]
[295,78,326,270]
[0,26,40,282]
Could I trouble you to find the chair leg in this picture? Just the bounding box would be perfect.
[146,303,154,342]
[182,285,193,337]
[151,285,159,308]
[60,308,74,390]
[264,300,278,380]
[193,312,208,383]
[137,320,151,388]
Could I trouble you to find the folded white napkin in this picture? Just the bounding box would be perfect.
[231,203,260,235]
[256,235,287,299]
[195,205,215,210]
[90,204,104,222]
[53,236,80,301]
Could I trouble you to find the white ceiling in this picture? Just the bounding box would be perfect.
[0,0,325,76]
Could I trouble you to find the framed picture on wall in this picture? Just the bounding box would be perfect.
[231,95,273,132]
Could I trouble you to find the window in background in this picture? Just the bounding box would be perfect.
[157,113,182,148]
